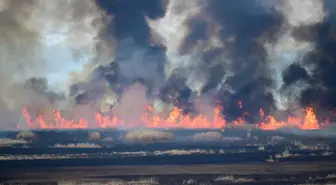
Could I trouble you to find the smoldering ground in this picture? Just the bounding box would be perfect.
[0,0,335,129]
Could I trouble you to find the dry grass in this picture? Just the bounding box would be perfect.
[267,136,287,145]
[274,150,300,159]
[325,174,336,179]
[321,151,334,156]
[124,130,175,143]
[88,132,101,141]
[0,154,90,160]
[291,140,331,150]
[214,175,254,183]
[191,132,222,141]
[58,178,159,185]
[154,149,216,155]
[266,157,276,163]
[182,178,197,185]
[190,132,244,142]
[116,151,148,156]
[16,131,36,140]
[113,149,216,156]
[221,137,243,141]
[103,137,114,142]
[52,143,102,148]
[0,138,28,147]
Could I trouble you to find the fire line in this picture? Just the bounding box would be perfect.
[21,104,329,130]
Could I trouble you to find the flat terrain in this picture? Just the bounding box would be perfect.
[2,162,336,184]
[4,162,336,177]
[1,128,336,184]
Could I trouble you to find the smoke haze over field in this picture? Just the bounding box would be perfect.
[0,0,335,129]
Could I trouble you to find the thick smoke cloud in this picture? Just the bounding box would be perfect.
[0,0,111,128]
[145,0,284,122]
[204,0,283,122]
[142,0,333,122]
[0,0,43,110]
[280,0,336,116]
[90,0,169,112]
[0,0,335,128]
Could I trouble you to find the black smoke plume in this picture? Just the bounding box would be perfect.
[280,0,336,118]
[1,0,335,128]
[94,0,284,122]
[84,0,334,123]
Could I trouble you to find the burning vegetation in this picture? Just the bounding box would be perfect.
[21,104,329,130]
[1,0,336,131]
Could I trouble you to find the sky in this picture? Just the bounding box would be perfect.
[41,34,89,93]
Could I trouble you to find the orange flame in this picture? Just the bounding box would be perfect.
[22,105,226,129]
[23,107,88,129]
[22,104,329,130]
[232,117,245,125]
[257,107,321,130]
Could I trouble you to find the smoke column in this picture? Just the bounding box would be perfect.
[143,0,332,122]
[0,0,335,129]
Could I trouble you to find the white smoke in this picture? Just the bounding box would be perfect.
[0,0,113,128]
[277,0,326,27]
[27,0,114,92]
[147,0,224,94]
[264,0,326,110]
[0,0,112,104]
[147,0,328,116]
[147,0,204,53]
